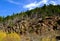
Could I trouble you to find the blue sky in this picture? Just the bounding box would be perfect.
[0,0,60,17]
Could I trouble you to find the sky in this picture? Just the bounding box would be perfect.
[0,0,60,17]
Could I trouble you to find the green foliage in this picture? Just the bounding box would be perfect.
[9,21,14,27]
[0,16,4,22]
[0,4,60,23]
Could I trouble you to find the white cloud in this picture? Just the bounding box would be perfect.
[24,1,39,10]
[23,0,48,10]
[42,0,48,4]
[23,0,58,10]
[50,1,57,5]
[7,0,20,5]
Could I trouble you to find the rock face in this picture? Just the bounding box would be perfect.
[0,15,60,41]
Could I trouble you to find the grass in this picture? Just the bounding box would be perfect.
[41,36,56,41]
[0,31,56,41]
[0,31,20,41]
[0,31,6,41]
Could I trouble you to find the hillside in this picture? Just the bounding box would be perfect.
[0,4,60,41]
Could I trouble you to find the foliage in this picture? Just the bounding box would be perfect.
[0,4,60,22]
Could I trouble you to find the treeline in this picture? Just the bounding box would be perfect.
[0,4,60,22]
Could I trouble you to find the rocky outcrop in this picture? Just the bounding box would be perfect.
[0,15,60,41]
[0,16,60,35]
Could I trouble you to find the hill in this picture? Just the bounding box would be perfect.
[0,4,60,41]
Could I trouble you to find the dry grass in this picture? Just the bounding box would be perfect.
[0,31,20,41]
[0,31,6,41]
[0,31,56,41]
[41,37,56,41]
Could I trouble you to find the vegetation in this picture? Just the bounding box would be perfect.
[0,31,20,41]
[0,4,60,41]
[0,4,60,22]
